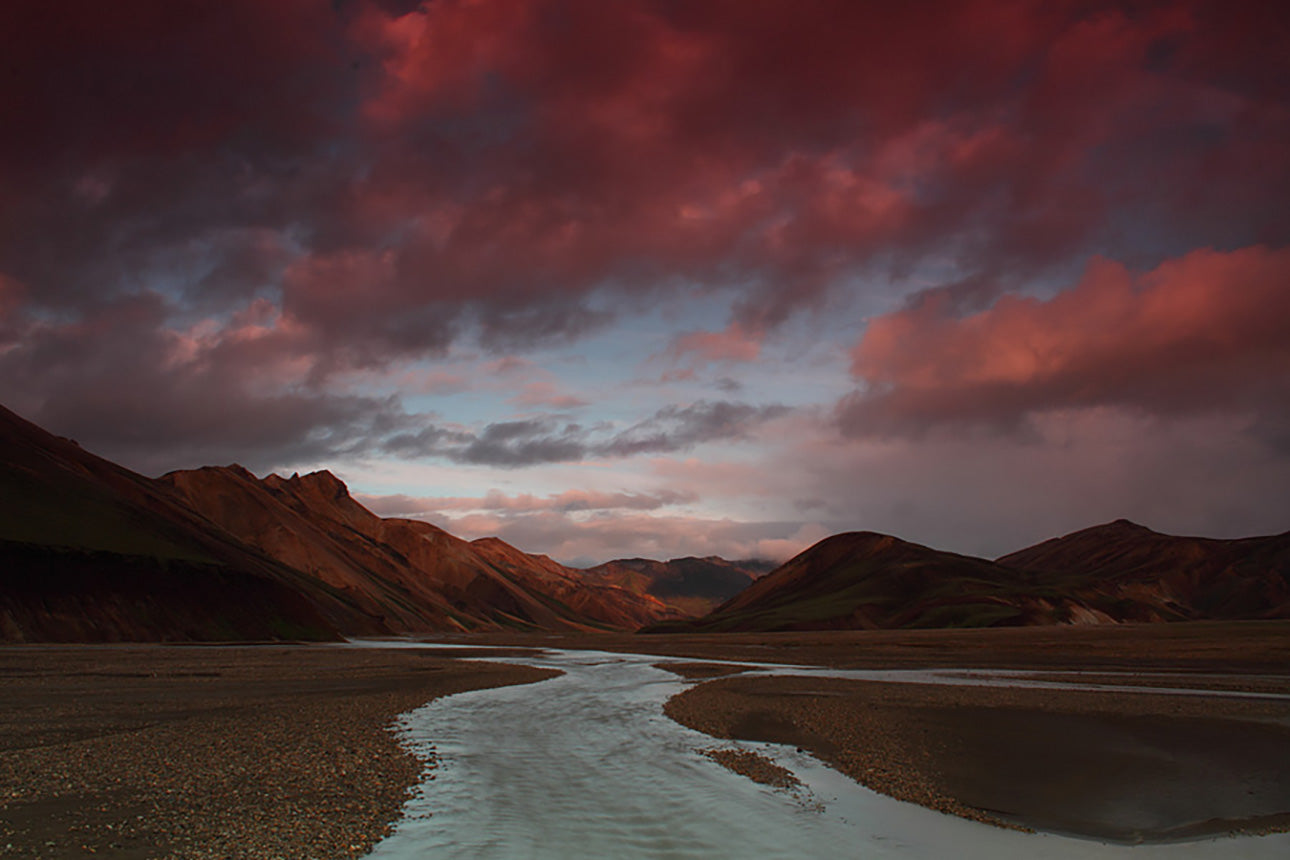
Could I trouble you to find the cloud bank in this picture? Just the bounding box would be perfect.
[2,1,1286,559]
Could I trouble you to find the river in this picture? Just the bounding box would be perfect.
[361,645,1290,859]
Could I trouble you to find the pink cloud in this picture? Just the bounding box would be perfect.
[358,488,697,517]
[482,355,537,376]
[842,245,1290,435]
[647,456,781,499]
[508,381,588,410]
[4,0,1289,493]
[670,322,763,364]
[417,509,818,566]
[338,0,1280,343]
[354,486,832,565]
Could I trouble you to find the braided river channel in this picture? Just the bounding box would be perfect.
[359,645,1290,859]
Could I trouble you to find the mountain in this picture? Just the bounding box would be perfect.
[161,466,678,632]
[998,519,1290,621]
[0,402,679,641]
[11,395,1285,641]
[469,538,680,629]
[650,532,1075,633]
[652,522,1290,634]
[0,405,371,642]
[580,556,773,616]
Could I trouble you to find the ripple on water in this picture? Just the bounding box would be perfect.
[364,649,1290,860]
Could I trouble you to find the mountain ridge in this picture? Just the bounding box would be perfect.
[5,402,1287,642]
[0,405,374,642]
[161,464,681,633]
[651,522,1290,633]
[998,518,1290,622]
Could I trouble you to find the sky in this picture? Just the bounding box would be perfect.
[2,0,1288,566]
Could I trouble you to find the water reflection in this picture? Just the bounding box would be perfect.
[364,648,1290,859]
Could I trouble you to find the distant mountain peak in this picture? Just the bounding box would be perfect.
[1064,518,1160,539]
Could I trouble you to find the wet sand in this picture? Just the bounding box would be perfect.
[0,645,556,859]
[664,674,1290,842]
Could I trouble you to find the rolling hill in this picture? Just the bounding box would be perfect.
[998,519,1290,621]
[653,523,1290,633]
[649,532,1076,632]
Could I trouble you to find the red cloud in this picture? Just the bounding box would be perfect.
[310,0,1289,345]
[841,245,1290,436]
[670,322,763,364]
[4,0,1290,467]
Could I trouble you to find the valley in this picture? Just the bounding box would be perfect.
[3,401,1290,856]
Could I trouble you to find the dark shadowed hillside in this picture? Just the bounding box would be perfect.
[0,402,678,641]
[648,532,1076,633]
[11,396,1286,641]
[999,519,1290,621]
[653,522,1290,634]
[0,405,363,642]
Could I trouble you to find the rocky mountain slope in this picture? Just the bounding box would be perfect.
[8,400,1286,641]
[470,538,680,629]
[0,405,367,642]
[161,466,677,633]
[0,402,681,641]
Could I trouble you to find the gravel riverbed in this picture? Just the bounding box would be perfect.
[0,645,556,859]
[664,673,1290,842]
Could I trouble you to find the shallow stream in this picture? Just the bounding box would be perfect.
[361,645,1290,859]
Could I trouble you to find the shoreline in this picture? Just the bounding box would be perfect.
[663,673,1290,843]
[0,645,557,859]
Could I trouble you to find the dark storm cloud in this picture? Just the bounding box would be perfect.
[599,401,791,458]
[0,291,418,474]
[457,420,591,467]
[1,1,1287,465]
[380,400,789,467]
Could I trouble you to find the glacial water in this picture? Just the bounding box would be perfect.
[361,646,1290,859]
